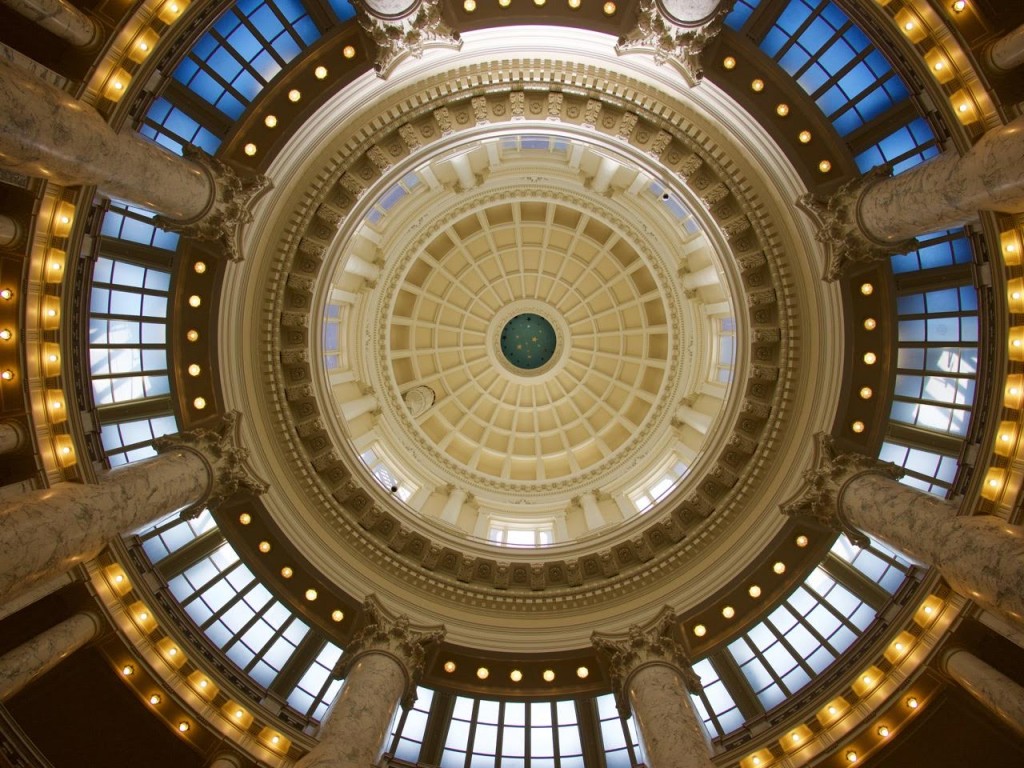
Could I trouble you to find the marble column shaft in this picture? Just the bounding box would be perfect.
[359,0,418,18]
[0,572,73,623]
[341,393,378,421]
[858,116,1024,243]
[841,472,1024,627]
[0,56,212,220]
[627,663,716,768]
[0,421,25,454]
[0,0,99,47]
[0,449,209,606]
[680,264,718,290]
[659,0,721,25]
[294,652,407,768]
[439,488,466,525]
[676,404,712,434]
[0,214,21,249]
[988,24,1024,73]
[581,493,606,530]
[0,611,101,700]
[944,649,1024,740]
[205,752,243,768]
[978,610,1024,652]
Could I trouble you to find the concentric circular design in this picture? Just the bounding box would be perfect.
[387,199,673,483]
[500,313,556,370]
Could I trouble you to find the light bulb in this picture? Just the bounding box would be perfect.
[798,130,812,143]
[477,667,489,679]
[444,661,456,673]
[543,669,555,682]
[722,605,735,619]
[819,159,832,173]
[602,1,616,14]
[122,665,135,676]
[748,584,762,598]
[288,89,301,102]
[186,329,199,342]
[723,56,736,70]
[576,666,589,678]
[305,588,318,601]
[187,364,201,376]
[693,624,707,637]
[751,79,765,92]
[510,669,522,682]
[239,513,251,525]
[773,561,786,574]
[244,143,257,156]
[331,609,344,622]
[859,387,873,399]
[178,721,189,732]
[342,45,356,58]
[281,566,293,578]
[264,114,278,128]
[150,694,162,705]
[776,103,789,116]
[258,541,271,553]
[314,65,328,79]
[188,295,201,307]
[193,397,206,409]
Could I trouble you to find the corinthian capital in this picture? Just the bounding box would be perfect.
[338,595,446,706]
[615,0,728,84]
[356,0,461,79]
[780,432,903,545]
[153,411,269,517]
[796,165,915,282]
[155,146,271,262]
[592,606,700,711]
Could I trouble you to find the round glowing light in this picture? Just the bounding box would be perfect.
[860,282,874,295]
[776,103,789,116]
[791,733,800,743]
[342,45,356,58]
[167,647,177,657]
[798,130,812,144]
[543,669,556,682]
[846,750,858,763]
[863,317,877,331]
[1015,339,1023,348]
[1001,433,1012,442]
[819,159,832,173]
[773,561,786,574]
[48,354,58,362]
[46,308,57,317]
[499,0,511,5]
[894,642,904,651]
[0,370,13,381]
[239,512,251,525]
[859,387,873,399]
[314,65,328,79]
[722,605,735,619]
[188,295,201,308]
[795,535,809,548]
[510,669,523,682]
[193,261,206,274]
[187,364,201,377]
[750,78,764,92]
[61,446,71,455]
[193,397,206,409]
[753,758,761,766]
[288,89,301,102]
[1008,243,1019,254]
[924,605,934,614]
[989,478,999,487]
[1013,292,1021,300]
[178,721,190,732]
[568,0,581,7]
[114,574,124,584]
[476,667,489,680]
[150,694,162,705]
[952,0,967,10]
[331,609,344,622]
[1011,387,1021,396]
[533,0,545,6]
[693,623,707,637]
[577,666,589,679]
[271,735,280,744]
[258,540,271,553]
[828,706,837,715]
[169,3,179,11]
[122,665,135,676]
[934,61,945,71]
[906,696,919,708]
[138,42,149,52]
[305,588,318,601]
[138,612,148,621]
[748,584,762,598]
[186,329,199,342]
[723,56,736,70]
[851,421,865,433]
[264,115,279,130]
[903,21,914,31]
[958,102,969,113]
[243,143,257,156]
[463,0,476,9]
[863,352,877,365]
[199,679,208,689]
[878,725,890,737]
[280,566,293,578]
[234,709,244,719]
[0,329,10,340]
[602,1,616,14]
[444,661,457,673]
[0,289,12,300]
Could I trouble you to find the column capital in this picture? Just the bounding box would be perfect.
[614,0,728,84]
[592,606,699,713]
[154,411,269,518]
[355,0,462,79]
[797,165,916,281]
[780,432,902,546]
[155,147,271,262]
[337,595,445,707]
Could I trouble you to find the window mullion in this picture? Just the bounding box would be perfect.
[177,557,242,608]
[153,527,225,581]
[709,650,764,721]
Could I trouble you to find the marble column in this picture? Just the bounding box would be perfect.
[943,648,1024,740]
[354,0,460,77]
[675,403,712,435]
[0,0,99,47]
[341,393,378,421]
[978,610,1024,652]
[0,572,72,622]
[344,254,381,283]
[205,751,243,768]
[783,433,1024,628]
[593,608,715,768]
[615,0,727,81]
[0,215,21,249]
[800,116,1024,279]
[294,597,445,768]
[0,611,101,700]
[581,493,606,530]
[0,58,268,258]
[0,421,26,454]
[0,412,266,607]
[986,24,1024,73]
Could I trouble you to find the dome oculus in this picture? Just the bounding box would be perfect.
[499,313,557,370]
